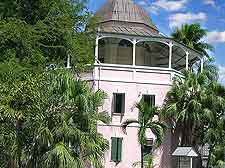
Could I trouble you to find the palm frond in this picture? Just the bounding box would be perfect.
[42,142,78,168]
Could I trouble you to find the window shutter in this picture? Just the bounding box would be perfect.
[113,93,117,113]
[111,137,118,161]
[117,138,123,161]
[121,93,125,114]
[150,95,155,107]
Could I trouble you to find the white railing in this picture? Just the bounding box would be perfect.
[82,63,184,87]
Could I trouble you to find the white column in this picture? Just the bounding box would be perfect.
[95,36,99,63]
[132,39,137,66]
[66,54,71,69]
[132,39,137,81]
[186,51,189,70]
[169,42,173,69]
[200,58,204,73]
[190,157,193,168]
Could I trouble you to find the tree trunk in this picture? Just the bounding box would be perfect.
[141,145,144,168]
[16,119,23,168]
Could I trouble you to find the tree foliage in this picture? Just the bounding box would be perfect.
[162,71,225,167]
[0,68,110,168]
[171,23,213,58]
[0,1,106,167]
[171,23,224,167]
[0,0,95,69]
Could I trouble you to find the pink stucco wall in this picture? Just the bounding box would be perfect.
[90,65,175,168]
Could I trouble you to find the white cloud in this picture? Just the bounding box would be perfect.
[148,0,187,14]
[169,12,207,28]
[218,65,225,85]
[207,31,225,43]
[203,0,216,6]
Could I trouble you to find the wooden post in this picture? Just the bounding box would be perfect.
[95,36,99,63]
[132,39,137,66]
[66,54,71,68]
[200,58,204,73]
[186,51,189,70]
[190,157,193,168]
[169,42,173,69]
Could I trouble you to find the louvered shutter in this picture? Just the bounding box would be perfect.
[113,93,117,113]
[150,95,155,107]
[111,137,117,161]
[121,93,125,114]
[117,138,123,161]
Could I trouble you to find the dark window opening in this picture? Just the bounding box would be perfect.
[111,137,123,162]
[143,94,155,107]
[113,93,125,114]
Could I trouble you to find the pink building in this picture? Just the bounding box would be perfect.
[84,0,203,167]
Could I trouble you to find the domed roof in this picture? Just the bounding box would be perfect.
[95,0,160,36]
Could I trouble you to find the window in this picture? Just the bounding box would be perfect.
[143,94,155,107]
[111,137,123,162]
[113,93,125,114]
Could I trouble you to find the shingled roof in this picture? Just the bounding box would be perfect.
[95,0,160,36]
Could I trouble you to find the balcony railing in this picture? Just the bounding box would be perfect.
[81,62,184,87]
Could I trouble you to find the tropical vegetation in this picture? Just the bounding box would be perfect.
[167,23,225,168]
[171,23,214,58]
[0,0,110,168]
[0,0,95,69]
[0,68,110,168]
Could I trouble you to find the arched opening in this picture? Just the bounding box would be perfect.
[172,45,187,71]
[135,41,169,68]
[98,37,133,65]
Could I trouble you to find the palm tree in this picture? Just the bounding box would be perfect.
[162,71,209,146]
[132,154,154,168]
[171,23,213,58]
[162,70,225,168]
[201,57,219,81]
[122,100,165,168]
[29,69,111,168]
[171,23,219,81]
[0,69,110,168]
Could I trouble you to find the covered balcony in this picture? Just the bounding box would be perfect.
[87,33,204,86]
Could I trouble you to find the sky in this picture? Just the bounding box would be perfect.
[87,0,225,83]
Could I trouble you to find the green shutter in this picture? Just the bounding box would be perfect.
[111,137,117,161]
[117,138,123,161]
[121,93,125,114]
[113,93,116,113]
[111,137,123,162]
[150,95,155,107]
